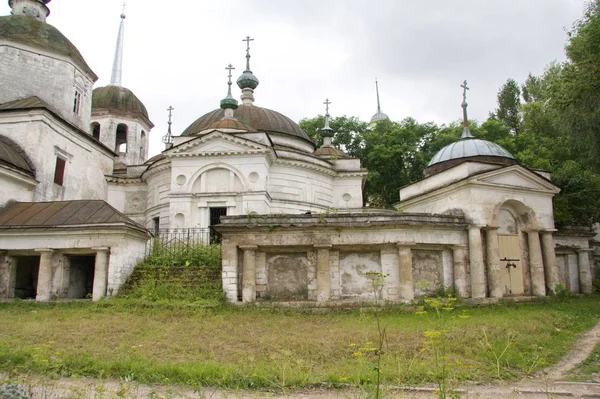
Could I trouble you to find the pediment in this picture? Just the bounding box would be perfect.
[472,166,560,193]
[167,131,269,156]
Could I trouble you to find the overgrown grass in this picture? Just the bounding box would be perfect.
[0,296,598,390]
[116,245,223,306]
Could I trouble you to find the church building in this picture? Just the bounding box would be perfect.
[0,0,596,303]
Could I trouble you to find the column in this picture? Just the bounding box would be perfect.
[397,243,414,301]
[0,252,17,299]
[91,247,110,302]
[527,230,546,296]
[315,245,332,302]
[485,227,504,298]
[541,231,559,293]
[452,246,468,298]
[468,226,486,299]
[578,249,593,294]
[35,249,54,302]
[221,238,239,303]
[381,245,400,301]
[241,245,258,303]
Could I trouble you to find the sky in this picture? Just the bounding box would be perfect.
[0,0,588,156]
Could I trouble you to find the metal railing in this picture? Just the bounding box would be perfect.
[149,228,221,255]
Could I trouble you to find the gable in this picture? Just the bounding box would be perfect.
[168,131,270,157]
[472,166,560,194]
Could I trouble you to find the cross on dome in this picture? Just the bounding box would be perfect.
[460,80,474,139]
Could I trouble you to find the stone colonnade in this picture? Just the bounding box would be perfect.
[233,241,472,304]
[0,248,111,302]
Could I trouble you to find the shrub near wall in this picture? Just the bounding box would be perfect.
[118,245,224,304]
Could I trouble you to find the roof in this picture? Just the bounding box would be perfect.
[0,200,149,234]
[0,96,117,156]
[314,145,347,158]
[181,105,313,144]
[0,15,97,80]
[428,138,515,167]
[0,135,34,177]
[205,119,257,132]
[92,86,152,127]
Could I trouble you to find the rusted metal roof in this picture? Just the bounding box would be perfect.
[0,200,148,235]
[0,135,34,176]
[181,105,313,145]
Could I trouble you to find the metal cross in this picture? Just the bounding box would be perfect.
[324,98,331,114]
[167,106,174,126]
[122,2,126,13]
[461,80,470,103]
[225,64,235,83]
[243,36,255,54]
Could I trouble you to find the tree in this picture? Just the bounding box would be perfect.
[494,78,523,135]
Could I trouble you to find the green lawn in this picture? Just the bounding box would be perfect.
[568,341,600,382]
[0,296,598,390]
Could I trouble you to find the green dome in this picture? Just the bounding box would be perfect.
[92,86,149,121]
[237,71,259,90]
[0,15,97,80]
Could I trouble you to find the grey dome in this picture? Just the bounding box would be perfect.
[370,112,389,124]
[428,137,515,167]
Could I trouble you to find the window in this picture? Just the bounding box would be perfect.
[73,90,81,114]
[209,207,227,244]
[116,124,128,153]
[91,122,100,140]
[53,157,66,186]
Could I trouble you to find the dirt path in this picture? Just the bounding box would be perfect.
[546,319,600,380]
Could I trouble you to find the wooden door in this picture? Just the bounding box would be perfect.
[498,235,524,295]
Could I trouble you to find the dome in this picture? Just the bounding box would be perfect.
[205,119,257,132]
[237,71,259,90]
[92,86,149,120]
[425,137,517,176]
[370,112,389,124]
[0,135,34,176]
[182,105,312,144]
[0,15,97,80]
[428,138,515,166]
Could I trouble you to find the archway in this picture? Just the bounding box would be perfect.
[91,122,100,140]
[116,124,128,153]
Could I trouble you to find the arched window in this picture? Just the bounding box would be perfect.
[116,124,128,153]
[90,122,101,140]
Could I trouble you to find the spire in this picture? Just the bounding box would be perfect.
[9,0,51,22]
[221,64,239,119]
[460,80,474,139]
[162,106,174,150]
[237,36,260,105]
[110,3,127,87]
[376,78,382,114]
[370,78,389,124]
[320,98,335,147]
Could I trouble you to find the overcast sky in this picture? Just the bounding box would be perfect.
[0,1,587,156]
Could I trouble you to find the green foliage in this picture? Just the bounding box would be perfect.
[494,78,523,134]
[551,161,600,227]
[118,245,224,304]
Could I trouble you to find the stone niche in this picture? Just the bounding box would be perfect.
[412,250,443,296]
[339,252,381,300]
[266,253,309,300]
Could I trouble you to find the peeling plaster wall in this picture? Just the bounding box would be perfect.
[339,252,380,300]
[412,250,443,296]
[266,253,309,301]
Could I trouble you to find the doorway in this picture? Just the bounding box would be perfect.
[498,235,524,295]
[209,207,227,244]
[14,256,40,299]
[67,256,95,299]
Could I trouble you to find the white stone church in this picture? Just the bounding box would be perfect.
[0,0,596,303]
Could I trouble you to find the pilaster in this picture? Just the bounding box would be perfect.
[451,245,468,298]
[527,230,546,296]
[397,243,415,301]
[577,249,594,294]
[0,252,17,299]
[468,226,486,299]
[241,245,258,303]
[315,245,332,302]
[485,227,503,298]
[541,230,560,293]
[380,245,400,301]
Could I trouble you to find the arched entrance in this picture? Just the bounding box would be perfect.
[497,208,524,295]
